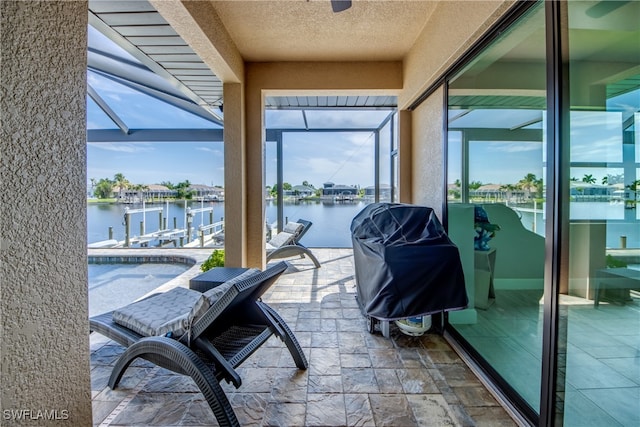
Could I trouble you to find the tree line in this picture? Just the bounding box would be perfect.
[91,173,200,200]
[449,172,639,201]
[266,180,324,198]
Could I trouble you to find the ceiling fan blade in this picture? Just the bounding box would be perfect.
[331,0,352,13]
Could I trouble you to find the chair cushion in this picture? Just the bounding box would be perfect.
[266,222,303,250]
[283,221,303,235]
[112,287,206,338]
[266,231,295,249]
[112,268,261,338]
[202,268,260,305]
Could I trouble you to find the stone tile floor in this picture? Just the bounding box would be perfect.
[91,248,516,426]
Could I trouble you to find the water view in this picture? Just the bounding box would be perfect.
[88,200,639,249]
[88,199,371,248]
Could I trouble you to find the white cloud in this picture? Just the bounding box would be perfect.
[195,147,221,154]
[92,143,155,153]
[486,141,541,153]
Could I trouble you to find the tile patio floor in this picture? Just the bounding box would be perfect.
[90,248,517,426]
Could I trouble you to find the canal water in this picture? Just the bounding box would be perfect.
[87,200,370,247]
[88,200,639,248]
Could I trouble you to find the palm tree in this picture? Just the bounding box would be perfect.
[626,180,639,202]
[534,178,544,198]
[113,173,130,202]
[174,180,194,200]
[627,179,639,192]
[94,178,114,199]
[582,174,596,184]
[469,181,483,190]
[518,173,538,198]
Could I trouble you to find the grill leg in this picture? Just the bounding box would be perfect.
[379,320,390,338]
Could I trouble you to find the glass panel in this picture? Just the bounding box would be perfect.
[265,109,397,246]
[87,70,219,129]
[265,110,306,129]
[305,109,392,129]
[392,153,399,202]
[265,138,278,239]
[446,2,546,414]
[87,142,225,246]
[447,131,463,203]
[392,113,398,151]
[87,96,118,129]
[563,1,640,425]
[264,129,376,248]
[379,118,392,203]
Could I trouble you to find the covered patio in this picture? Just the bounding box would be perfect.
[90,248,514,426]
[3,1,544,425]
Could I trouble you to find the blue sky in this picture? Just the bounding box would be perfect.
[87,85,389,188]
[87,80,635,190]
[88,95,633,190]
[87,20,388,190]
[87,33,391,190]
[87,23,637,191]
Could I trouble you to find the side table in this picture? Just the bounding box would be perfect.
[189,267,250,292]
[474,248,496,309]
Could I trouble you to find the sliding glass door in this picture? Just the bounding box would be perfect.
[443,1,639,424]
[446,2,547,418]
[562,1,640,425]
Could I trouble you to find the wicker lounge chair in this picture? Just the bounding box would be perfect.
[89,261,307,427]
[266,219,321,268]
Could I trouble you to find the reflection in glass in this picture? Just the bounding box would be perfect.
[563,1,640,425]
[446,2,546,414]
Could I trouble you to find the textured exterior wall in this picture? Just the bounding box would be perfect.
[1,1,92,425]
[400,0,513,109]
[411,86,446,220]
[222,82,247,267]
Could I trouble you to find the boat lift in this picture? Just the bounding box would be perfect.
[183,206,223,247]
[122,203,221,248]
[123,206,177,247]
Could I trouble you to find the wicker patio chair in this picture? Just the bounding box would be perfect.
[89,261,307,427]
[266,219,321,268]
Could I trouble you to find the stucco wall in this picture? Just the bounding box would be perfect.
[1,1,92,425]
[411,86,446,219]
[401,0,513,108]
[402,1,515,219]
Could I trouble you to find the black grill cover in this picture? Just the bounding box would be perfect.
[351,203,468,320]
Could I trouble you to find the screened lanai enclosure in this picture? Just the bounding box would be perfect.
[86,0,398,249]
[85,2,640,424]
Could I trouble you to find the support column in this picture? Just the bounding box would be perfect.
[223,82,247,267]
[398,109,413,203]
[245,77,266,269]
[1,1,92,424]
